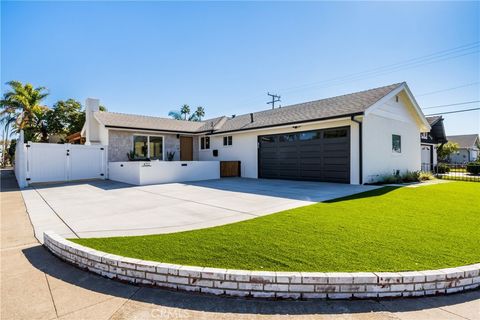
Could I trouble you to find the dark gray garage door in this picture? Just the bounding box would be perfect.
[258,126,350,183]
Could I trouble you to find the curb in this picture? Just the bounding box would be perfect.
[43,231,480,300]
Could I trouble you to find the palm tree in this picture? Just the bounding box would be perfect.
[168,105,206,122]
[0,81,49,132]
[168,110,183,120]
[30,106,50,142]
[0,114,15,167]
[180,104,190,120]
[169,104,192,121]
[194,106,205,121]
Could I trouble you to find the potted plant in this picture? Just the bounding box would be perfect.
[166,151,175,161]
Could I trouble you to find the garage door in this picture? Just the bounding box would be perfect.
[258,126,350,183]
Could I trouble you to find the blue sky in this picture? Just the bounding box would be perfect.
[1,1,479,135]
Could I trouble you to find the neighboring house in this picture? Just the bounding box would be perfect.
[420,116,447,171]
[82,82,431,184]
[446,134,480,164]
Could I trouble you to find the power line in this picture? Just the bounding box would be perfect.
[233,41,480,107]
[282,43,479,93]
[423,100,480,110]
[416,82,479,97]
[282,49,479,95]
[426,107,480,116]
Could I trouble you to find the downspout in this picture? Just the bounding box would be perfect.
[351,115,363,184]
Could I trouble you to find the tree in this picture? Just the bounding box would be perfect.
[0,81,49,132]
[30,106,50,142]
[47,99,85,136]
[180,104,190,120]
[6,138,16,167]
[168,105,205,122]
[168,110,183,120]
[437,141,459,162]
[1,114,15,167]
[193,106,205,121]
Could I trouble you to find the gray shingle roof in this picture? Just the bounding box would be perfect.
[94,112,206,133]
[94,83,404,134]
[214,83,403,133]
[446,134,480,149]
[426,116,442,126]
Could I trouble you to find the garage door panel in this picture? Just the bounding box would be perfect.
[300,165,322,172]
[259,126,350,183]
[323,157,349,164]
[323,144,349,152]
[300,158,322,165]
[298,146,322,154]
[277,164,298,170]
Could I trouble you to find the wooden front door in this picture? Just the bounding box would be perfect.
[180,136,193,161]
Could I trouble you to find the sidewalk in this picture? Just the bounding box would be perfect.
[1,169,479,320]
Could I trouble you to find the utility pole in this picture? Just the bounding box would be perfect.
[267,92,281,109]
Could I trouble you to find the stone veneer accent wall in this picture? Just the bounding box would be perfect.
[44,232,480,300]
[108,130,185,162]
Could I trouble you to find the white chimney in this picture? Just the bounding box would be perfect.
[85,98,100,145]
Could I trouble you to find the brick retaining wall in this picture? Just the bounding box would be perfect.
[44,231,480,299]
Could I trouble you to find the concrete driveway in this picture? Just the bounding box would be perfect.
[21,178,378,241]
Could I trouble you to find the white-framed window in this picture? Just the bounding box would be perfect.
[200,136,210,150]
[133,135,164,160]
[223,135,233,146]
[392,134,401,153]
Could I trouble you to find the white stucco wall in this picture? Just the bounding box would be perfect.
[108,161,220,185]
[362,93,422,183]
[198,118,361,184]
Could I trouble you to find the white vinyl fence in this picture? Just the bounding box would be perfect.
[15,131,106,188]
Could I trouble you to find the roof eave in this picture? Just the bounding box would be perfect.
[207,112,364,135]
[104,125,211,135]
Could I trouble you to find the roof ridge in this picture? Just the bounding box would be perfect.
[97,111,207,124]
[248,82,404,117]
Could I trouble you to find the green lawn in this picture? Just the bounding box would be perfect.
[72,181,480,272]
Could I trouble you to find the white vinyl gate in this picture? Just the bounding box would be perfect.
[26,143,106,184]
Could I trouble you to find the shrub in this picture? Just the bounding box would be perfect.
[379,174,402,184]
[436,163,450,174]
[418,171,435,181]
[377,170,435,184]
[466,162,480,175]
[402,171,420,182]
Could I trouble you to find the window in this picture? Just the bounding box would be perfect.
[223,136,233,146]
[392,134,401,153]
[133,135,163,160]
[149,136,163,160]
[324,129,347,138]
[260,136,275,143]
[299,131,321,141]
[200,136,210,150]
[279,134,296,142]
[134,136,148,159]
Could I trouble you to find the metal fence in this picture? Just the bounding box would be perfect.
[422,162,480,182]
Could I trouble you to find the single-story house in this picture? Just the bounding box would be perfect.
[420,116,447,171]
[81,82,431,184]
[446,134,480,164]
